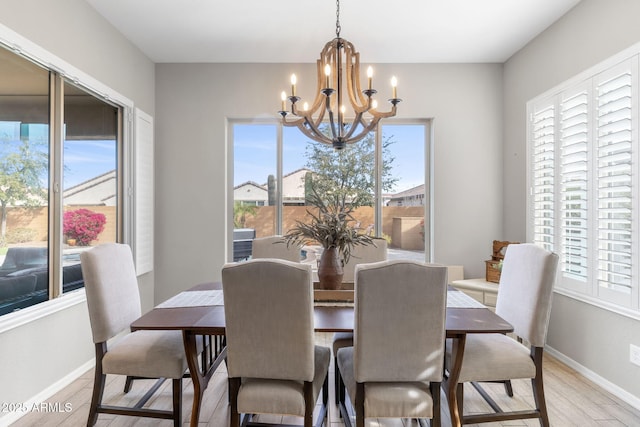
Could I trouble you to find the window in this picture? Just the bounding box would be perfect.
[229,119,431,262]
[527,53,640,314]
[0,44,123,316]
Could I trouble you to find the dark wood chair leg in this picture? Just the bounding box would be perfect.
[124,376,134,393]
[303,381,314,427]
[355,382,365,427]
[504,380,514,397]
[456,382,464,423]
[531,347,550,427]
[87,343,107,427]
[431,381,441,427]
[229,377,241,427]
[334,356,340,404]
[172,378,182,427]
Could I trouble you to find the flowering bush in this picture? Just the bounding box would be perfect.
[63,209,106,246]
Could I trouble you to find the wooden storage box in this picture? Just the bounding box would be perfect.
[484,240,519,283]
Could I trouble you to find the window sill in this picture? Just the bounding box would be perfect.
[0,289,87,334]
[553,288,640,322]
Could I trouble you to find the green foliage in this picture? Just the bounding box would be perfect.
[304,131,398,209]
[0,138,48,239]
[283,185,373,265]
[233,202,258,228]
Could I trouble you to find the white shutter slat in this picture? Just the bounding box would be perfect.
[596,66,634,297]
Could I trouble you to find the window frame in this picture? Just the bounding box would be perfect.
[526,42,640,320]
[226,117,434,263]
[0,28,136,330]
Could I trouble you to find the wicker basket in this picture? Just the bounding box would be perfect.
[484,240,519,283]
[485,259,502,283]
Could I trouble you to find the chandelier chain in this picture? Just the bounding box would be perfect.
[335,0,341,37]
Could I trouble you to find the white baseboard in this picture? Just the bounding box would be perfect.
[0,359,94,427]
[546,345,640,410]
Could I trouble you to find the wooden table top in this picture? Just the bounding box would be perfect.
[131,282,512,337]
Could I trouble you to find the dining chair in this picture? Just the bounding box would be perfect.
[222,258,331,427]
[332,237,387,403]
[251,235,302,262]
[337,260,448,427]
[445,243,559,426]
[81,243,192,427]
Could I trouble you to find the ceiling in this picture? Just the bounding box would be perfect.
[85,0,581,64]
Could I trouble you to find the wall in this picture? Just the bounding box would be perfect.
[155,62,503,302]
[503,0,640,403]
[0,0,155,423]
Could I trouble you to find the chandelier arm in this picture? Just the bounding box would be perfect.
[342,119,381,145]
[297,120,333,145]
[367,104,399,119]
[344,41,369,110]
[302,122,332,145]
[341,112,366,140]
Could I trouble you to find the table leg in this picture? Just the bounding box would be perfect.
[183,331,227,427]
[444,334,466,427]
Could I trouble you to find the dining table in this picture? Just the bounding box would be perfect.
[130,282,513,427]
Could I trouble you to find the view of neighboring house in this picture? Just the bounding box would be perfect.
[386,184,426,207]
[63,170,116,206]
[235,168,424,207]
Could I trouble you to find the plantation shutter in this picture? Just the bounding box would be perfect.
[594,61,635,304]
[531,101,556,253]
[559,88,589,281]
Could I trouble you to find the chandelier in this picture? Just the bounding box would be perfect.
[278,0,401,150]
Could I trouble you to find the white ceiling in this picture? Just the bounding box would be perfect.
[85,0,581,64]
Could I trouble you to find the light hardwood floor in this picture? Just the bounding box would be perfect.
[10,333,640,427]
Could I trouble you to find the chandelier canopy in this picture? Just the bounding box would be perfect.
[278,0,401,150]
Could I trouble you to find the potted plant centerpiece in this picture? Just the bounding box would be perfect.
[283,186,373,290]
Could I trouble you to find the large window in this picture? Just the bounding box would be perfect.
[0,44,122,316]
[230,119,431,262]
[527,52,640,314]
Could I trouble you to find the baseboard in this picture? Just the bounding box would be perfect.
[546,345,640,410]
[0,358,94,427]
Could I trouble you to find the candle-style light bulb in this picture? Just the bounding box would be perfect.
[281,91,287,111]
[372,99,378,109]
[303,102,309,111]
[391,76,398,99]
[367,66,373,90]
[290,74,297,97]
[340,105,346,114]
[324,64,331,88]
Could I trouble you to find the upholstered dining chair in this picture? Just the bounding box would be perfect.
[337,260,448,427]
[251,235,302,262]
[445,243,559,426]
[332,237,387,403]
[222,258,331,427]
[81,243,191,427]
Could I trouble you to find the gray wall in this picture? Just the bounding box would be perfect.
[0,0,155,418]
[154,62,503,302]
[503,0,640,400]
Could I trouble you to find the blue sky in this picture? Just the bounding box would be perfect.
[233,123,425,193]
[0,121,116,188]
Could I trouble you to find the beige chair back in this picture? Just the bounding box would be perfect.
[80,243,141,344]
[251,235,301,262]
[496,243,559,347]
[222,259,314,381]
[342,237,388,283]
[353,260,447,383]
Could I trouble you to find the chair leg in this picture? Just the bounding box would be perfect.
[172,378,182,427]
[303,381,314,427]
[334,356,340,404]
[124,376,134,393]
[355,382,365,427]
[430,381,441,427]
[504,379,514,397]
[87,343,107,427]
[229,377,241,427]
[531,347,550,427]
